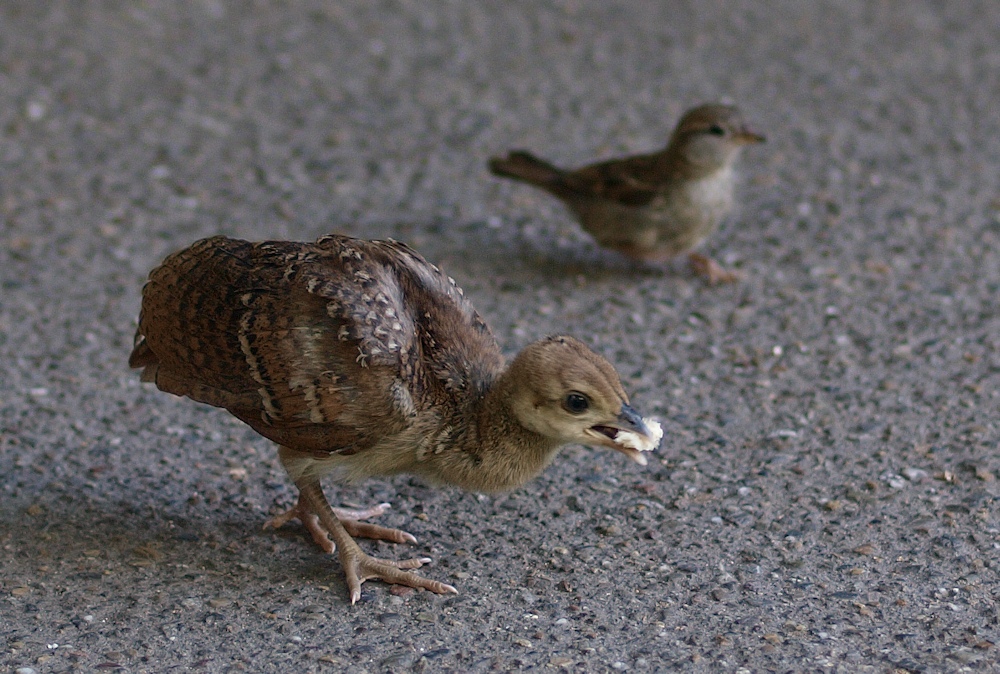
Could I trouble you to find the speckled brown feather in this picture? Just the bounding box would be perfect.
[130,235,503,458]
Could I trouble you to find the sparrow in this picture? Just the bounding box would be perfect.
[488,103,765,283]
[129,234,662,603]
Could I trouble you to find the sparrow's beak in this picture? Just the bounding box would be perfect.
[735,126,766,145]
[585,404,663,466]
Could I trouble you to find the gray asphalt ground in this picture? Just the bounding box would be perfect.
[2,2,999,672]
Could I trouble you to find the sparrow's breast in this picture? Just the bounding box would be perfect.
[668,165,736,228]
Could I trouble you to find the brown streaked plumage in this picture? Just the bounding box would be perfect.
[489,103,765,283]
[130,234,661,603]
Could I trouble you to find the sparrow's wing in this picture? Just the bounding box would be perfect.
[560,153,666,207]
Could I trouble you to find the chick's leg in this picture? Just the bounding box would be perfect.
[297,480,457,603]
[265,497,416,554]
[270,447,456,603]
[689,252,742,284]
[265,446,418,552]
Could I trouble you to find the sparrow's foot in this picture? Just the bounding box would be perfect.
[689,252,742,284]
[265,497,417,554]
[339,545,458,604]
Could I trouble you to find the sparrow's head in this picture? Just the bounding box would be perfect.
[669,104,765,171]
[506,335,662,466]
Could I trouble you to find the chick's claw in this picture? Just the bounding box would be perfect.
[341,519,417,544]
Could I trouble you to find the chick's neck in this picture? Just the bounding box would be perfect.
[438,366,563,493]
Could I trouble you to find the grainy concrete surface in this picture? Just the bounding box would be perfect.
[2,2,999,672]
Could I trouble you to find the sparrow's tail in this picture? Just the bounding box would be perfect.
[488,151,567,192]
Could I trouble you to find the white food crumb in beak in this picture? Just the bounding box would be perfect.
[615,418,663,453]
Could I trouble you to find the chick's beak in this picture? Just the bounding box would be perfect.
[616,404,651,435]
[586,403,663,466]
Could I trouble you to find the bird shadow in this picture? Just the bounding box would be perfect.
[0,472,478,603]
[303,215,704,288]
[421,217,687,287]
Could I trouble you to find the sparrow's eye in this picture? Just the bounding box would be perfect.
[563,392,590,414]
[708,124,726,136]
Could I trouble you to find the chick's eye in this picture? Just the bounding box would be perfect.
[563,392,590,414]
[708,124,726,136]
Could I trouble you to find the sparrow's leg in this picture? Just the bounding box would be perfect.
[689,252,742,284]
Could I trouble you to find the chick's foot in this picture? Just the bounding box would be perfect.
[265,497,417,554]
[339,543,458,604]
